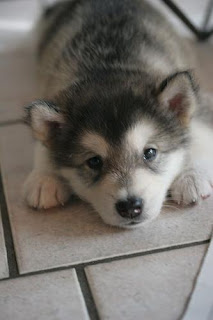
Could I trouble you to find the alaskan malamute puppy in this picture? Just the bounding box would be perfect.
[24,0,213,228]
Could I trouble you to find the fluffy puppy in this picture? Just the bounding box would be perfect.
[24,0,213,228]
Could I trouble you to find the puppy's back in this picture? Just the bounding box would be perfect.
[37,0,192,98]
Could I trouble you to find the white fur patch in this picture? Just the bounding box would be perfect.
[31,104,63,142]
[140,50,173,75]
[170,118,213,205]
[24,142,71,209]
[125,149,184,220]
[125,120,155,153]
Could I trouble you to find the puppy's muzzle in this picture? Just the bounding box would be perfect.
[115,197,143,219]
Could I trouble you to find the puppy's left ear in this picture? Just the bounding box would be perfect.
[24,100,64,145]
[157,70,198,125]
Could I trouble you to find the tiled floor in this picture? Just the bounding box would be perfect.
[0,1,213,319]
[0,269,89,320]
[0,209,9,279]
[86,245,208,320]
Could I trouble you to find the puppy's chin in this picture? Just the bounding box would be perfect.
[101,217,154,229]
[122,215,158,229]
[99,209,161,229]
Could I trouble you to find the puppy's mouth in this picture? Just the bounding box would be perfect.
[122,220,143,228]
[128,221,141,225]
[120,216,153,228]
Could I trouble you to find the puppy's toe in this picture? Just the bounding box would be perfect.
[170,169,213,206]
[23,171,71,209]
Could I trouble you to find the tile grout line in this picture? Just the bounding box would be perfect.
[0,239,209,282]
[0,119,23,127]
[76,267,100,320]
[0,169,19,277]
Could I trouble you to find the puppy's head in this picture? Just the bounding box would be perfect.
[25,70,198,228]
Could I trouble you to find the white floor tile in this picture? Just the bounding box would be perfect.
[0,269,89,320]
[86,245,207,320]
[0,209,9,279]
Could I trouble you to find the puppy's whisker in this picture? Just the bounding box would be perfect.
[162,204,182,212]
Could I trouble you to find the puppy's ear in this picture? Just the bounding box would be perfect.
[24,100,64,145]
[157,70,198,125]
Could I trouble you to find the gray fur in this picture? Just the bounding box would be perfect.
[37,0,191,97]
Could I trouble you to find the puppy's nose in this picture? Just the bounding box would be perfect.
[115,197,143,219]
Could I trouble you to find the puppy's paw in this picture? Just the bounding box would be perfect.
[170,169,213,206]
[23,171,71,209]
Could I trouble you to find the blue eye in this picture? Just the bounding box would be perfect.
[87,156,103,170]
[143,148,157,161]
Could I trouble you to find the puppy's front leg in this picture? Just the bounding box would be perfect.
[170,119,213,206]
[170,166,213,206]
[24,142,71,209]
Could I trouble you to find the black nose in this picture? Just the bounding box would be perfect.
[115,197,143,219]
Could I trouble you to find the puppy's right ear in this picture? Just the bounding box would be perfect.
[24,100,64,145]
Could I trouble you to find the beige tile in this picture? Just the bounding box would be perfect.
[194,40,213,93]
[86,244,207,320]
[0,100,29,124]
[0,124,213,274]
[0,1,40,123]
[0,52,38,111]
[0,26,39,122]
[174,0,208,28]
[0,209,9,279]
[0,269,89,320]
[182,234,213,320]
[0,0,41,53]
[0,5,41,121]
[149,0,207,37]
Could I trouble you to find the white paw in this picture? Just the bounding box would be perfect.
[23,171,71,209]
[170,169,213,206]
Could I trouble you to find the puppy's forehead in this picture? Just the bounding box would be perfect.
[80,120,155,158]
[125,120,156,152]
[81,132,109,157]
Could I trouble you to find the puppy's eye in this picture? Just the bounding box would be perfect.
[87,156,103,170]
[143,148,157,161]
